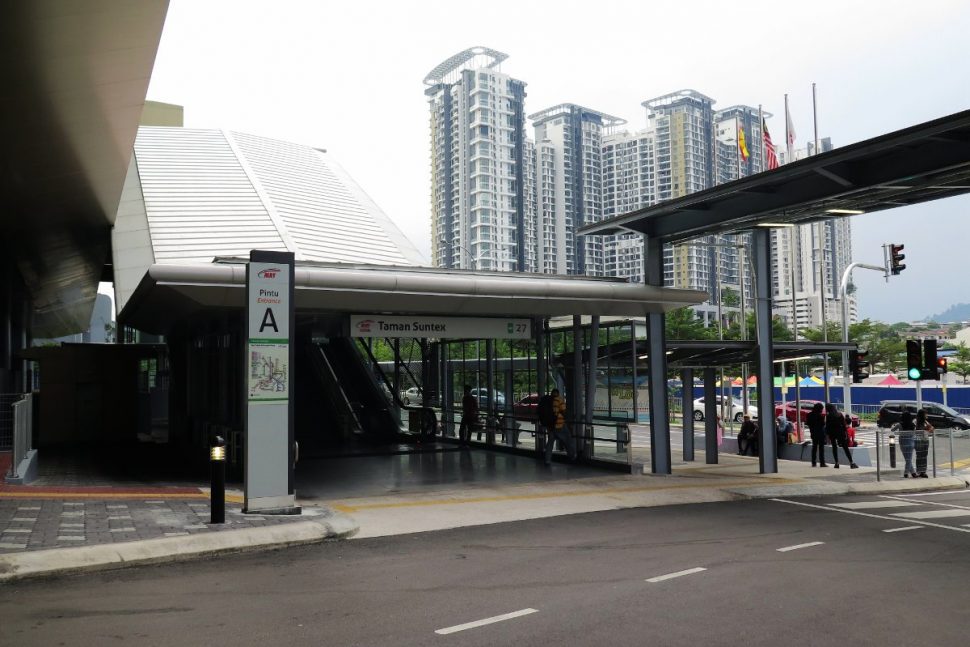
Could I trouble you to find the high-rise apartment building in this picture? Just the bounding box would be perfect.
[530,104,624,275]
[602,128,657,282]
[425,47,531,271]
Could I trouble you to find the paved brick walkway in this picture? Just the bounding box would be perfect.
[0,490,304,554]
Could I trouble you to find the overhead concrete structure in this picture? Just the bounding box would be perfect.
[0,0,170,338]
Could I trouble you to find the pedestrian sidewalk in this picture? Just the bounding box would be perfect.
[0,483,357,583]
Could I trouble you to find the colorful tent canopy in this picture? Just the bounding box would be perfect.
[799,376,824,386]
[773,376,798,387]
[878,374,904,385]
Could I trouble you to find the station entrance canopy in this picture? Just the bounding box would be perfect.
[119,259,709,334]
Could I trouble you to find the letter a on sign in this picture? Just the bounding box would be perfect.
[259,307,279,333]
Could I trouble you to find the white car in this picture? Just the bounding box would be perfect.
[399,386,421,405]
[692,396,757,423]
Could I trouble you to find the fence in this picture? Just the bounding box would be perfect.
[6,393,33,480]
[871,426,967,482]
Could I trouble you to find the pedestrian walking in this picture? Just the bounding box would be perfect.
[806,402,827,467]
[825,403,857,469]
[897,409,917,478]
[914,408,935,478]
[543,388,575,465]
[457,384,479,445]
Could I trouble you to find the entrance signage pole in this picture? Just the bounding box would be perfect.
[244,250,299,514]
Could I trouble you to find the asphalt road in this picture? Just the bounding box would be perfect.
[3,491,969,646]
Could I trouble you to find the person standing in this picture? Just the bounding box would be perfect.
[897,409,917,478]
[544,388,575,465]
[914,408,935,478]
[825,403,857,469]
[775,414,794,459]
[806,402,827,467]
[458,384,479,445]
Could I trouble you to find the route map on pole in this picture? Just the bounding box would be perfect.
[248,343,289,401]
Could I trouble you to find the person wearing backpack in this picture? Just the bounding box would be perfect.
[542,389,575,465]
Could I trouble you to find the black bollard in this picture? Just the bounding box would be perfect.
[210,435,226,524]
[889,433,897,469]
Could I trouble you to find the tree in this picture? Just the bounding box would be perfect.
[724,312,793,343]
[950,344,970,384]
[665,307,716,341]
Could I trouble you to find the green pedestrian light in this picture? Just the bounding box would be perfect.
[907,366,922,380]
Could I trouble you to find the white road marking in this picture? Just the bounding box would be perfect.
[771,499,970,533]
[0,543,28,549]
[17,506,41,510]
[1,529,30,534]
[883,526,924,533]
[434,608,538,635]
[646,567,707,582]
[831,501,918,510]
[880,495,970,510]
[777,541,824,552]
[109,527,137,532]
[891,490,970,497]
[10,517,37,522]
[890,509,970,520]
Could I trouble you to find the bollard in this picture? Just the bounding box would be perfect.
[210,435,226,524]
[889,433,896,469]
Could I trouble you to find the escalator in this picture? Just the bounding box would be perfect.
[300,337,400,449]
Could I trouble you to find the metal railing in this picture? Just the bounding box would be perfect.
[7,393,33,480]
[872,426,968,482]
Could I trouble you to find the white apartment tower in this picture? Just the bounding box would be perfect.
[602,128,657,282]
[530,104,625,275]
[425,47,531,271]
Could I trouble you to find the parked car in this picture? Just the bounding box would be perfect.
[877,400,970,430]
[692,396,758,423]
[470,388,506,408]
[512,393,540,420]
[399,386,421,405]
[775,400,860,445]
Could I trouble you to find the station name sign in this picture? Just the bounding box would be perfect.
[350,315,531,340]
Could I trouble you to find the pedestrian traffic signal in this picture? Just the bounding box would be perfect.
[937,357,948,374]
[850,350,869,384]
[922,339,939,380]
[890,244,906,275]
[906,339,922,380]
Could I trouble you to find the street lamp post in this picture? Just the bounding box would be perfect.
[839,261,886,416]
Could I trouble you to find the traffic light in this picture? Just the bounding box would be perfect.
[906,340,922,380]
[923,339,939,380]
[889,243,906,276]
[890,244,906,275]
[938,358,948,374]
[850,350,870,384]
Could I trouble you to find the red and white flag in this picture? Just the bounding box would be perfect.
[785,104,796,149]
[763,120,779,170]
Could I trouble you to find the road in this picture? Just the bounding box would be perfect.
[3,491,969,646]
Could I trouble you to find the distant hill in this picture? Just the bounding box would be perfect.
[926,303,970,323]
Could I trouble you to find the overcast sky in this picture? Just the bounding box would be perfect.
[145,0,970,323]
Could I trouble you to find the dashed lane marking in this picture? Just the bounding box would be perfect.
[883,526,924,533]
[831,501,918,510]
[771,499,970,534]
[435,608,538,635]
[890,509,970,520]
[646,567,707,582]
[777,541,824,552]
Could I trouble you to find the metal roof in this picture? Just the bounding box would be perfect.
[588,338,856,368]
[529,104,627,128]
[119,261,709,334]
[423,47,508,86]
[579,109,970,243]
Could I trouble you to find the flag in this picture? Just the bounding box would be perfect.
[763,120,779,170]
[738,123,750,161]
[785,104,796,148]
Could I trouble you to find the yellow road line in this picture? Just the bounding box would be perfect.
[939,456,970,469]
[330,478,800,513]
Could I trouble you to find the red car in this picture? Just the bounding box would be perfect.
[774,400,860,446]
[512,394,540,420]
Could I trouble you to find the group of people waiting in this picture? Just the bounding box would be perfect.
[737,403,859,469]
[895,409,935,478]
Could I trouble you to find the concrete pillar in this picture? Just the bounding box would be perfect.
[583,316,600,459]
[753,228,777,473]
[644,236,671,474]
[704,367,718,464]
[682,368,694,461]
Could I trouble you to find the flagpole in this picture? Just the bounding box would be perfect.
[784,93,793,161]
[735,115,742,180]
[812,83,819,156]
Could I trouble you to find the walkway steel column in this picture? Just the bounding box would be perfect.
[752,228,777,473]
[682,368,694,461]
[704,367,718,464]
[572,315,583,450]
[584,316,600,459]
[485,339,495,444]
[644,236,671,475]
[441,343,451,436]
[535,317,547,459]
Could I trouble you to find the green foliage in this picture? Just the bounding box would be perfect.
[723,312,793,343]
[949,344,970,384]
[665,307,716,341]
